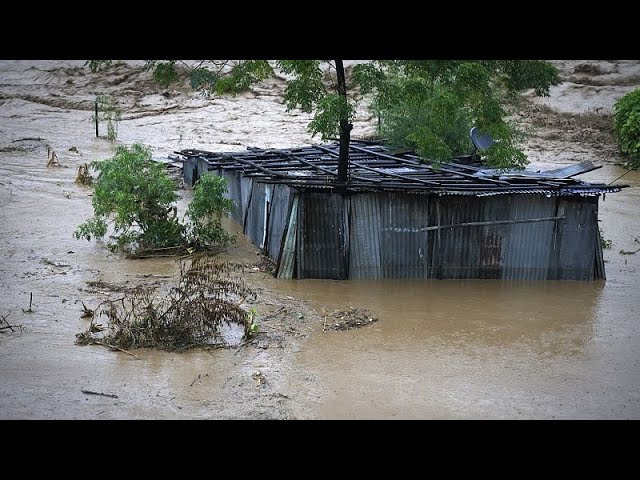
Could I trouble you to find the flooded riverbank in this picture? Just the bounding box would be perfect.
[1,60,638,419]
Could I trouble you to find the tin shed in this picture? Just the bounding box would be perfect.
[178,142,627,280]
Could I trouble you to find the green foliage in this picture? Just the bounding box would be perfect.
[74,144,235,256]
[277,60,326,113]
[86,59,559,171]
[307,93,355,140]
[186,173,235,248]
[74,144,182,254]
[276,60,355,140]
[151,60,178,87]
[91,94,122,141]
[353,60,560,169]
[76,257,257,351]
[144,60,273,96]
[613,88,640,169]
[247,307,259,336]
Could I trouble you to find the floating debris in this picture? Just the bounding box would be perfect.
[322,307,378,332]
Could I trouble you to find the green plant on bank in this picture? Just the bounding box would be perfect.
[73,143,234,256]
[247,307,259,335]
[186,173,235,248]
[91,94,122,141]
[613,87,640,169]
[599,227,612,249]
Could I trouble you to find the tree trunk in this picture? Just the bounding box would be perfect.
[335,60,352,185]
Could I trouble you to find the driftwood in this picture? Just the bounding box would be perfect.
[12,137,43,142]
[81,390,118,399]
[190,374,201,387]
[0,312,15,332]
[80,301,94,318]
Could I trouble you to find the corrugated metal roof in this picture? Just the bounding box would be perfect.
[475,160,600,179]
[177,142,628,196]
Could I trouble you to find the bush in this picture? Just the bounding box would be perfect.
[74,143,234,256]
[613,88,640,169]
[374,76,528,170]
[187,173,235,248]
[378,82,473,161]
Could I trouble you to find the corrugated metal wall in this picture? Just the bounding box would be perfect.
[240,176,253,229]
[220,170,243,224]
[430,196,484,279]
[500,196,557,280]
[276,196,298,279]
[381,193,430,278]
[197,158,210,183]
[183,157,197,187]
[245,181,267,249]
[267,185,291,259]
[297,193,347,279]
[556,196,598,280]
[478,196,511,279]
[348,194,383,279]
[184,158,604,280]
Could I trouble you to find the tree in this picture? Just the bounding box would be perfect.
[353,60,560,169]
[74,143,234,256]
[87,60,356,181]
[87,59,559,174]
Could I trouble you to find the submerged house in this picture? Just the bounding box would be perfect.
[177,141,627,281]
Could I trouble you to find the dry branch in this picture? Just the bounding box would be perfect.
[76,257,256,352]
[81,390,118,399]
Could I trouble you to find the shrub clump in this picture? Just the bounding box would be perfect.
[74,143,234,256]
[613,88,640,169]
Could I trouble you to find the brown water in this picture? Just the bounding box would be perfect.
[1,60,639,419]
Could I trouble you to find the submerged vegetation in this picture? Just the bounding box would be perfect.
[73,143,234,257]
[76,257,257,351]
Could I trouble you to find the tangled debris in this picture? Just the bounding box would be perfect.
[322,307,379,332]
[75,163,93,185]
[76,256,257,352]
[47,146,61,167]
[0,312,21,333]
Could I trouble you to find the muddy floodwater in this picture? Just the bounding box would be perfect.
[1,60,639,419]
